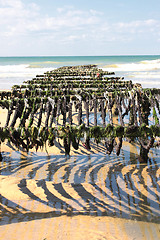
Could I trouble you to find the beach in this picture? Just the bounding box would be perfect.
[0,215,160,240]
[0,60,160,240]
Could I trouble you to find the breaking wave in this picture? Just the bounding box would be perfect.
[0,64,53,78]
[103,59,160,72]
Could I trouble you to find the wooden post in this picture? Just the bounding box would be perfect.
[93,95,97,126]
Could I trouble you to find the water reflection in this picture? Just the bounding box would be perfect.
[0,147,160,225]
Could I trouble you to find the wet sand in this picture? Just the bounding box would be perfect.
[0,146,160,240]
[0,215,160,240]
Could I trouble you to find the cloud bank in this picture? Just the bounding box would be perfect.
[0,0,159,55]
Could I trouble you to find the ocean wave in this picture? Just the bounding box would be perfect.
[0,64,54,78]
[27,61,62,68]
[0,64,30,72]
[131,72,160,79]
[103,58,160,72]
[140,59,160,64]
[27,65,44,68]
[123,71,160,88]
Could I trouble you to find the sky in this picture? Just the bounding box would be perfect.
[0,0,160,56]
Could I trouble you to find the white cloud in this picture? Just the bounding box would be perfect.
[89,9,103,16]
[66,35,80,41]
[0,1,101,37]
[0,0,160,55]
[0,0,23,8]
[0,0,39,28]
[114,19,160,34]
[0,0,159,38]
[64,34,87,42]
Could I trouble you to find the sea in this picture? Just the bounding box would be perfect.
[0,55,160,90]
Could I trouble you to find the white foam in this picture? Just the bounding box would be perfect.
[0,60,160,90]
[140,59,160,64]
[130,72,160,79]
[0,64,54,89]
[0,64,53,78]
[102,58,160,72]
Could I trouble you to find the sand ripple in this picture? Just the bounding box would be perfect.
[0,149,160,225]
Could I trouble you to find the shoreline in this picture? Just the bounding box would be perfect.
[0,55,160,90]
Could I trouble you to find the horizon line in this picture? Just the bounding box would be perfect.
[0,54,160,58]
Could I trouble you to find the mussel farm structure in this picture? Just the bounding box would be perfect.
[0,64,160,161]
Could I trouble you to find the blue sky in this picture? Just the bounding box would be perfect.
[0,0,160,56]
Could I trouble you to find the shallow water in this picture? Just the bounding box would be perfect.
[0,145,160,225]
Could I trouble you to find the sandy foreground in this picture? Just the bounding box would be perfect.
[0,169,160,240]
[0,101,160,239]
[0,214,160,240]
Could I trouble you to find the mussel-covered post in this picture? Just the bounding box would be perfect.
[62,96,67,126]
[68,100,73,125]
[108,95,113,126]
[48,97,55,128]
[85,95,89,127]
[139,138,155,162]
[37,101,43,128]
[100,99,106,127]
[45,100,52,128]
[93,95,97,126]
[56,98,61,126]
[4,100,14,128]
[10,99,23,128]
[78,97,82,125]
